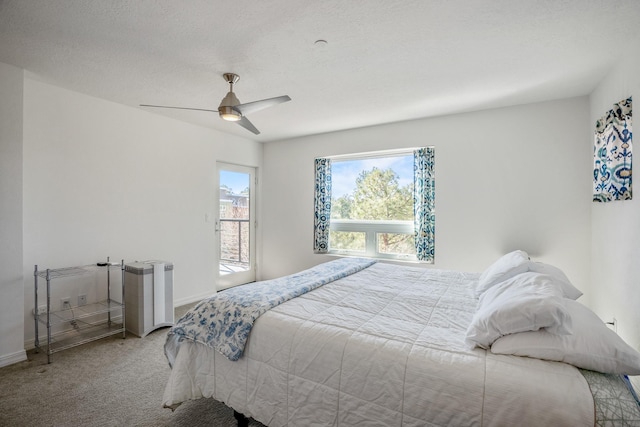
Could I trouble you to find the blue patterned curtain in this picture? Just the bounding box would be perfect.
[413,148,435,262]
[313,158,332,253]
[593,97,632,202]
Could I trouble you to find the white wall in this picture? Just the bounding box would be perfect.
[262,98,593,295]
[0,62,27,367]
[21,77,262,346]
[589,54,640,351]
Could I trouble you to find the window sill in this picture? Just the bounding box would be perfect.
[319,252,433,265]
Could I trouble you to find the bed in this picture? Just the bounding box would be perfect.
[163,254,640,426]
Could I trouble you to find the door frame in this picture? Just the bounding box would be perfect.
[215,162,257,290]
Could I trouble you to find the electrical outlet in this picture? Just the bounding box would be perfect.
[78,294,87,306]
[60,297,71,310]
[32,305,47,315]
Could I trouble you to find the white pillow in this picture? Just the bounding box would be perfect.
[465,272,571,350]
[528,262,583,300]
[491,300,640,375]
[476,250,530,297]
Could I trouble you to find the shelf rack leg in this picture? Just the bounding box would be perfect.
[34,265,39,352]
[121,259,126,339]
[46,269,52,364]
[107,256,111,327]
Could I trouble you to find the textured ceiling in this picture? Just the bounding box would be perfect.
[1,0,639,142]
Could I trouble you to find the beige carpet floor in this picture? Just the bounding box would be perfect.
[0,304,266,427]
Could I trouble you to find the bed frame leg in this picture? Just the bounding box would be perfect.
[234,410,249,427]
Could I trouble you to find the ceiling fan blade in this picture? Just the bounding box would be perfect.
[236,116,260,135]
[233,95,291,116]
[140,104,219,113]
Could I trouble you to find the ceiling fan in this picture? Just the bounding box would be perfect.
[140,73,291,135]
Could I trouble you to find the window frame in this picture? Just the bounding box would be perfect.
[329,219,416,260]
[326,149,418,262]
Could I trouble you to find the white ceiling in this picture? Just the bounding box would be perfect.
[1,0,639,142]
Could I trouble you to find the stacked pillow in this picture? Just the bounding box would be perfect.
[465,271,572,350]
[474,249,583,300]
[475,249,530,297]
[465,250,640,375]
[528,261,583,300]
[491,299,640,375]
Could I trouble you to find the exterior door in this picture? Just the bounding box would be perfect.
[216,163,256,290]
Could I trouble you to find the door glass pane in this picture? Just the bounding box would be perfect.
[219,170,250,276]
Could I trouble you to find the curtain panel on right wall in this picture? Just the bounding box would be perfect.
[413,147,435,262]
[593,97,633,202]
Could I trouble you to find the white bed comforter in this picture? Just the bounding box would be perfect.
[163,262,594,426]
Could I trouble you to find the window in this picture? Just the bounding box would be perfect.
[314,148,435,262]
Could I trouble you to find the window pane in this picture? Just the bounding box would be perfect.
[377,233,416,256]
[219,170,250,274]
[219,219,250,264]
[331,155,414,221]
[329,231,365,252]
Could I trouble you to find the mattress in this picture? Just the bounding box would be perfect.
[163,262,600,426]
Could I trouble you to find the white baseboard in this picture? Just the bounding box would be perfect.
[24,338,36,351]
[0,349,27,368]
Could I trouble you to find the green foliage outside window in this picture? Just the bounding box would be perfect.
[330,166,415,254]
[329,231,365,252]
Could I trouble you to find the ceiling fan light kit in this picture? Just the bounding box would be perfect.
[140,72,290,135]
[219,106,241,121]
[218,73,242,121]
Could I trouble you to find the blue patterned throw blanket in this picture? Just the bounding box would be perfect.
[167,258,376,361]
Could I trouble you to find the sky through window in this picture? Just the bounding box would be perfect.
[331,155,413,198]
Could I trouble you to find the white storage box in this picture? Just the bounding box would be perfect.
[124,261,174,337]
